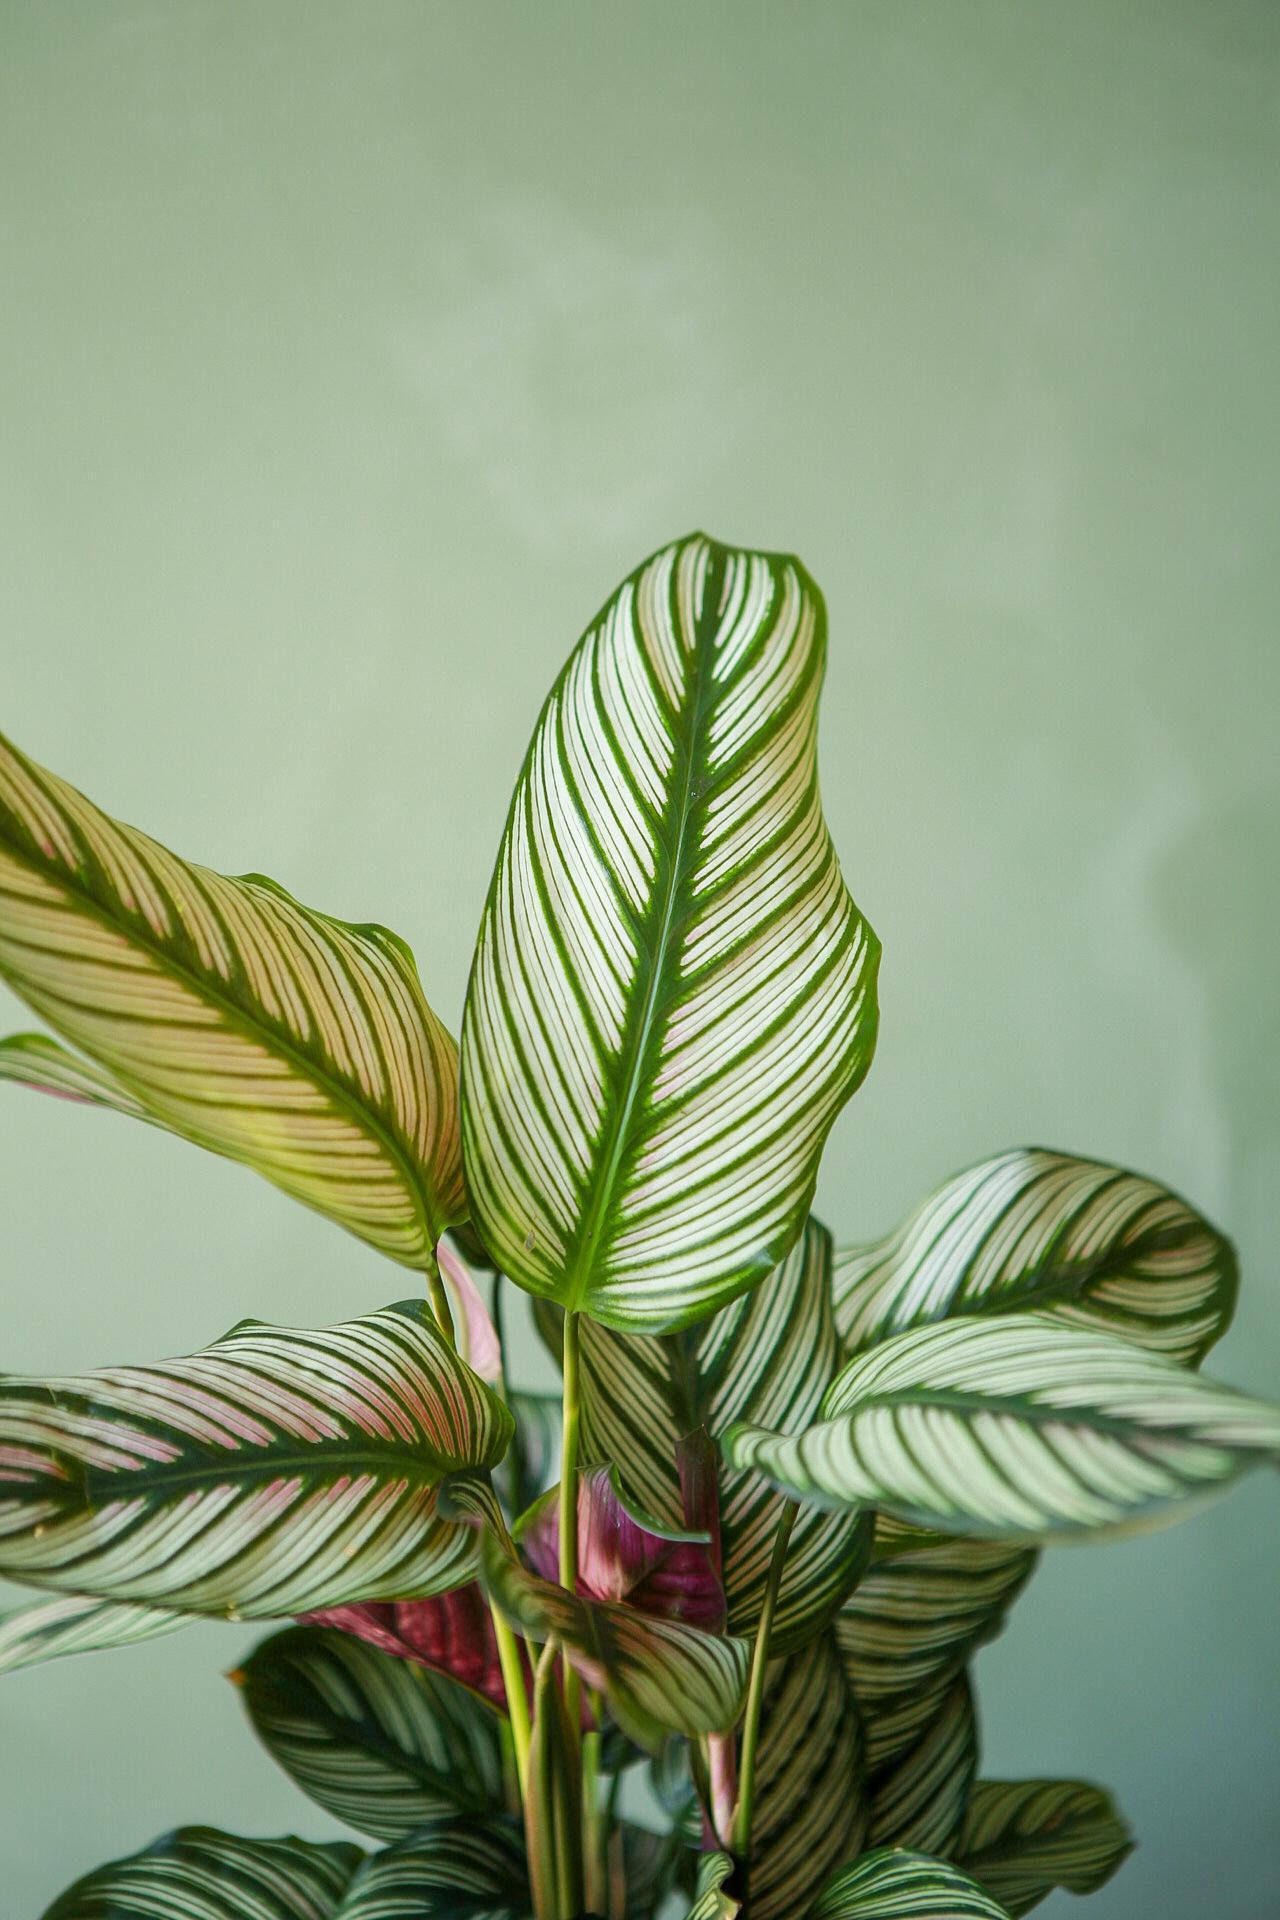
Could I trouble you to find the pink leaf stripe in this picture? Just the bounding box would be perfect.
[0,1301,512,1618]
[0,729,464,1265]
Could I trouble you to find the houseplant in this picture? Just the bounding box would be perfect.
[1,532,1275,1920]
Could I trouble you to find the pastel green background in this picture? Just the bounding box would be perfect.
[1,3,1277,1914]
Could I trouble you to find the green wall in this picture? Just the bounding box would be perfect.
[1,3,1277,1913]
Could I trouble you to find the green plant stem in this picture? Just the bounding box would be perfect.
[582,1691,605,1917]
[427,1265,457,1349]
[492,1599,532,1798]
[559,1309,583,1736]
[732,1500,796,1860]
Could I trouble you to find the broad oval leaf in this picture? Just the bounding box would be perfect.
[581,1218,869,1653]
[834,1521,1035,1761]
[864,1674,977,1858]
[480,1529,749,1750]
[41,1827,362,1920]
[725,1314,1280,1542]
[834,1149,1237,1366]
[957,1779,1133,1917]
[234,1625,504,1842]
[338,1820,530,1920]
[0,1591,186,1676]
[0,730,463,1265]
[461,533,880,1331]
[748,1631,869,1920]
[812,1847,1012,1920]
[0,1300,513,1615]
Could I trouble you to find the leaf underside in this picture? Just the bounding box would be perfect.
[462,532,879,1332]
[0,730,463,1265]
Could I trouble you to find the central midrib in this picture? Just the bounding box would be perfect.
[562,548,726,1314]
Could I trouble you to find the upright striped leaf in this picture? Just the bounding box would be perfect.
[957,1780,1133,1917]
[42,1828,362,1920]
[864,1675,977,1858]
[0,1300,513,1615]
[834,1149,1236,1366]
[834,1521,1035,1766]
[461,533,880,1332]
[725,1315,1280,1542]
[580,1219,869,1653]
[337,1820,530,1920]
[481,1530,749,1750]
[811,1848,1012,1920]
[234,1625,504,1842]
[747,1631,869,1920]
[0,1592,186,1677]
[0,730,463,1266]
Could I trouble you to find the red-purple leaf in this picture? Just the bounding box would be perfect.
[302,1582,509,1711]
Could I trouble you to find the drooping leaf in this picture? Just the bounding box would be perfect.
[234,1625,504,1842]
[581,1219,870,1654]
[864,1675,977,1858]
[518,1462,726,1632]
[811,1847,1012,1920]
[0,1591,186,1676]
[0,1300,513,1615]
[685,1852,741,1920]
[957,1779,1133,1917]
[724,1314,1280,1542]
[0,730,463,1265]
[303,1582,509,1712]
[747,1630,869,1920]
[337,1820,530,1920]
[834,1520,1035,1765]
[481,1530,749,1750]
[41,1827,363,1920]
[834,1149,1237,1366]
[461,533,880,1332]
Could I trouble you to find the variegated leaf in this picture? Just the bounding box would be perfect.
[835,1149,1236,1366]
[865,1675,977,1858]
[957,1779,1133,1917]
[834,1520,1035,1766]
[337,1820,530,1920]
[725,1314,1280,1542]
[0,1591,186,1676]
[811,1847,1012,1920]
[0,1030,155,1120]
[41,1827,363,1920]
[480,1530,749,1750]
[747,1631,869,1920]
[0,1300,513,1615]
[581,1219,869,1654]
[0,730,463,1266]
[234,1625,504,1842]
[461,533,880,1332]
[685,1852,741,1920]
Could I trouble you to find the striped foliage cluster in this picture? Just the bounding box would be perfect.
[0,732,464,1267]
[5,535,1279,1920]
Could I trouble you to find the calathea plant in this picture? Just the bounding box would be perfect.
[0,533,1276,1920]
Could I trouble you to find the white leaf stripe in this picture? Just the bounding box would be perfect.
[581,1218,869,1651]
[811,1847,1012,1920]
[337,1820,529,1920]
[236,1626,503,1843]
[0,1302,512,1617]
[480,1529,748,1748]
[0,1592,186,1676]
[958,1779,1132,1917]
[748,1632,869,1920]
[865,1675,976,1858]
[462,533,879,1331]
[725,1314,1280,1541]
[686,1851,741,1920]
[0,731,463,1266]
[42,1827,363,1920]
[834,1523,1035,1758]
[834,1149,1237,1366]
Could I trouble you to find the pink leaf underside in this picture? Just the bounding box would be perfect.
[521,1462,727,1635]
[302,1582,508,1710]
[436,1240,503,1385]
